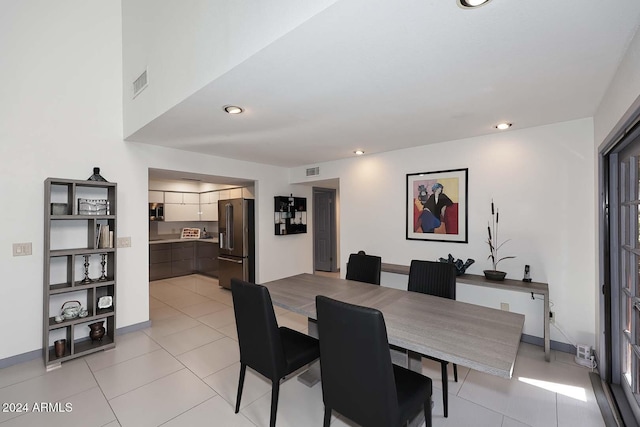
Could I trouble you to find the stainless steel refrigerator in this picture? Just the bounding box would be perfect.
[218,198,255,289]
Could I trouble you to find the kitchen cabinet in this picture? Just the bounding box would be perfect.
[164,191,199,204]
[149,241,202,279]
[171,242,195,276]
[164,203,200,221]
[43,178,117,368]
[199,191,218,221]
[163,191,201,221]
[149,244,172,280]
[196,241,219,278]
[148,190,164,203]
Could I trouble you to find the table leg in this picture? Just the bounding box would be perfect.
[297,318,321,387]
[544,293,551,362]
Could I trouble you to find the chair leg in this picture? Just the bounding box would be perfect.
[424,397,432,427]
[235,363,247,413]
[453,363,458,382]
[323,406,332,427]
[441,361,448,418]
[270,380,280,427]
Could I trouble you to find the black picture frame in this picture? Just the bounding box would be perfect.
[406,168,468,243]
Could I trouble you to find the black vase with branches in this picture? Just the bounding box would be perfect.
[485,200,515,280]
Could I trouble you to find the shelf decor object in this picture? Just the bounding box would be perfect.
[43,177,117,369]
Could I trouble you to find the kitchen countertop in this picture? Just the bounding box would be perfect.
[149,238,219,245]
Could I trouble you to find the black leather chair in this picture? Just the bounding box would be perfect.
[316,295,432,427]
[408,259,458,418]
[345,252,382,285]
[231,278,320,427]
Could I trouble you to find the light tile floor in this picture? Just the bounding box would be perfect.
[0,274,604,426]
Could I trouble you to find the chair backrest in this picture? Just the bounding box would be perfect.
[345,253,382,285]
[408,260,456,299]
[231,278,286,380]
[316,295,399,427]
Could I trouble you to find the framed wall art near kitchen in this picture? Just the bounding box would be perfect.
[406,168,468,243]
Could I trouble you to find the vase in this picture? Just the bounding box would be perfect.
[88,321,106,342]
[483,270,507,281]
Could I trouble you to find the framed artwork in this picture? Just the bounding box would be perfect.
[406,168,468,243]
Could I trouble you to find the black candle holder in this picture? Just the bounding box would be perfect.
[98,253,108,281]
[80,255,93,284]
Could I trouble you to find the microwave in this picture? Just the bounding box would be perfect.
[149,203,164,221]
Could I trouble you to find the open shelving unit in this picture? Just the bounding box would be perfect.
[43,178,117,368]
[274,195,307,235]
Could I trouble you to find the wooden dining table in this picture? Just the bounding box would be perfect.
[263,273,525,379]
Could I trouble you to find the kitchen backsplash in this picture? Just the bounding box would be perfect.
[149,220,218,240]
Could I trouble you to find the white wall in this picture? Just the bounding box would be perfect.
[291,118,597,346]
[122,0,338,137]
[0,1,311,362]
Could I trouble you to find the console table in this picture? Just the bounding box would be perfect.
[381,263,550,362]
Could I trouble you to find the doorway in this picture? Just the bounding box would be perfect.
[313,187,337,272]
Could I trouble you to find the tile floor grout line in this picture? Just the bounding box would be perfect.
[85,358,123,427]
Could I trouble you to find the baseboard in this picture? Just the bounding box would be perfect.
[0,320,152,369]
[521,333,575,354]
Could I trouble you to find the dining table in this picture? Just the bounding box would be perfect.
[264,273,525,376]
[262,273,525,424]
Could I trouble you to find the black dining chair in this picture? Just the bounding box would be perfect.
[407,259,458,418]
[316,295,432,427]
[231,278,320,427]
[345,252,382,285]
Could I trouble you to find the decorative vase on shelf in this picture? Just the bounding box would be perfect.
[88,321,106,342]
[483,269,507,281]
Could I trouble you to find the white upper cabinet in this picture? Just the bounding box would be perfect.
[164,204,200,221]
[149,190,164,203]
[165,192,199,204]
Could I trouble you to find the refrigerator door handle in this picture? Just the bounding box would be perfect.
[225,203,234,251]
[219,256,243,264]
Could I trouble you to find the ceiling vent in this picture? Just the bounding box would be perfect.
[306,167,320,177]
[133,69,148,99]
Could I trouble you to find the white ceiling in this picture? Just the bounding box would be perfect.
[128,0,640,168]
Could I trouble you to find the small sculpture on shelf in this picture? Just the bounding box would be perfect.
[87,167,108,182]
[438,254,475,276]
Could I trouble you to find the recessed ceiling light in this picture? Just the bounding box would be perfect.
[457,0,492,9]
[354,150,365,155]
[223,105,244,114]
[495,122,512,130]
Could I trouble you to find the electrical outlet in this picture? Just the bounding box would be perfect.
[12,242,32,256]
[117,237,131,248]
[549,311,555,324]
[500,302,509,311]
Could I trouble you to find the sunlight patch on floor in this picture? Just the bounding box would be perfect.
[518,377,587,402]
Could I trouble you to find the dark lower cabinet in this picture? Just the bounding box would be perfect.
[149,241,218,280]
[150,243,172,281]
[196,241,219,278]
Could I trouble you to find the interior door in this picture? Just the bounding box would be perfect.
[314,188,336,272]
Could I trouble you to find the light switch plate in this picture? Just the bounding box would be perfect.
[117,237,131,248]
[13,242,32,256]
